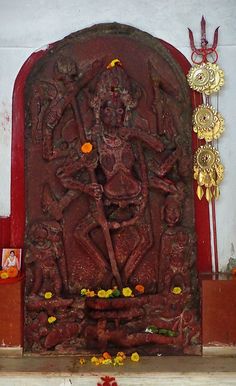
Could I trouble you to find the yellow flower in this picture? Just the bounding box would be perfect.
[122,287,133,297]
[102,359,112,365]
[131,352,140,362]
[80,288,88,296]
[44,291,53,299]
[81,142,93,154]
[113,356,124,366]
[48,316,57,324]
[86,290,96,297]
[0,272,9,279]
[98,289,106,298]
[105,289,113,298]
[79,358,86,365]
[171,286,182,295]
[106,58,122,69]
[117,351,126,359]
[91,356,100,365]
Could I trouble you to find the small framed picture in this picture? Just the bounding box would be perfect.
[1,248,22,272]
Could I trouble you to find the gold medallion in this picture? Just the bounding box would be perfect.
[193,104,225,141]
[194,144,224,201]
[187,62,224,95]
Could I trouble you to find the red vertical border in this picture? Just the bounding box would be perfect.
[0,38,212,273]
[160,40,212,273]
[10,47,53,248]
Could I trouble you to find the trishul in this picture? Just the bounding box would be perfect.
[188,16,219,64]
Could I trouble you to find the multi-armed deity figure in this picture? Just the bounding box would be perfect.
[40,60,183,290]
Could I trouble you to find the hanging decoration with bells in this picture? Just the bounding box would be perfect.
[187,16,225,201]
[194,144,224,201]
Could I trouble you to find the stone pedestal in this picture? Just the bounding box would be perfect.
[0,275,24,355]
[202,274,236,355]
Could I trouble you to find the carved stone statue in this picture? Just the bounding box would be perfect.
[24,23,200,355]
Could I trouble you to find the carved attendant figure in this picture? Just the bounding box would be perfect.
[26,221,67,295]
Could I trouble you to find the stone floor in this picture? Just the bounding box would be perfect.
[0,356,236,386]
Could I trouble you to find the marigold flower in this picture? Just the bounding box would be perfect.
[105,289,113,298]
[116,351,126,359]
[113,356,124,366]
[231,267,236,276]
[44,291,53,299]
[48,316,57,324]
[86,290,96,297]
[79,358,86,365]
[122,287,133,297]
[106,58,122,69]
[171,286,182,295]
[135,284,145,294]
[102,358,112,365]
[81,142,93,154]
[0,272,9,280]
[91,356,100,365]
[103,351,112,359]
[131,352,140,362]
[98,289,106,298]
[80,288,88,296]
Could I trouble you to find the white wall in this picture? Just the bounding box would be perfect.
[0,0,235,270]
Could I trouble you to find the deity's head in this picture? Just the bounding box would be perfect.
[163,182,186,227]
[164,197,182,227]
[29,223,48,243]
[100,98,125,131]
[90,61,140,127]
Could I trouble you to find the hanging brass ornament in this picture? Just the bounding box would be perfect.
[193,104,225,142]
[187,62,224,95]
[194,144,224,201]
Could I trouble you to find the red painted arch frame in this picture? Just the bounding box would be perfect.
[0,37,212,273]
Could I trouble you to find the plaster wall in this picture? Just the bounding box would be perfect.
[0,0,235,270]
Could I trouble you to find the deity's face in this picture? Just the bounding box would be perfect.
[10,251,15,257]
[33,226,48,242]
[100,98,125,131]
[164,200,182,227]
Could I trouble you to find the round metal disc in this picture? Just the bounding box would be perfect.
[193,105,216,129]
[195,145,218,170]
[187,64,211,92]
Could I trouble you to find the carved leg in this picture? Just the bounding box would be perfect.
[74,213,110,271]
[31,266,43,294]
[122,223,153,285]
[50,267,63,296]
[58,258,69,292]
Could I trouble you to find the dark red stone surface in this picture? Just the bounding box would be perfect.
[22,23,201,355]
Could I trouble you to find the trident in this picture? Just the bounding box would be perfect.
[188,16,219,64]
